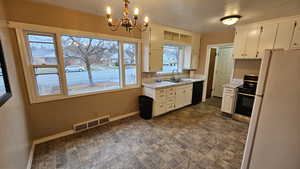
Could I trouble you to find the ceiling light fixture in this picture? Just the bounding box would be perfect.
[220,15,242,25]
[106,0,149,32]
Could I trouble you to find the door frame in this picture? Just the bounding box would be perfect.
[211,45,235,97]
[202,43,235,102]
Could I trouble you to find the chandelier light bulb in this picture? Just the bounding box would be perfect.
[134,8,139,16]
[144,16,149,23]
[108,18,113,23]
[106,6,112,15]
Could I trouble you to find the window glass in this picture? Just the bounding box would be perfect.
[34,68,61,96]
[26,33,62,96]
[160,45,181,74]
[29,43,57,65]
[0,63,5,95]
[61,35,120,95]
[124,43,137,85]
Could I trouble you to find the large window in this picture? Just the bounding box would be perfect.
[160,44,183,74]
[61,35,120,95]
[21,29,140,103]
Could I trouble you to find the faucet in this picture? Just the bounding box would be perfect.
[170,70,178,81]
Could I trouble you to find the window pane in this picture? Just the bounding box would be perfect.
[29,43,57,65]
[61,35,120,95]
[34,68,61,96]
[124,43,136,64]
[161,45,179,74]
[125,65,137,85]
[0,65,5,95]
[28,34,54,43]
[123,43,137,85]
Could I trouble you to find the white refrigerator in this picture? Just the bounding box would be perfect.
[241,49,300,169]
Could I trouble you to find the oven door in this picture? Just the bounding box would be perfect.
[235,92,255,117]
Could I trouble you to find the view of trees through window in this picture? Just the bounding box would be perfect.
[61,35,120,95]
[25,33,139,97]
[161,45,181,74]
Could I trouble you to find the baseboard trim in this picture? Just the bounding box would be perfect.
[26,143,35,169]
[33,111,139,145]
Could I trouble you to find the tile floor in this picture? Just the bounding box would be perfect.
[32,99,249,169]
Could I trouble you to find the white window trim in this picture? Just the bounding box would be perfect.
[10,21,142,104]
[158,44,184,75]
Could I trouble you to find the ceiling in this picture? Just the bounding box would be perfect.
[31,0,300,33]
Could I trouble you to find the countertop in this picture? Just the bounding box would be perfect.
[223,79,243,89]
[142,78,205,89]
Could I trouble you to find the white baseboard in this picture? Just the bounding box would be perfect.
[33,111,139,145]
[26,143,35,169]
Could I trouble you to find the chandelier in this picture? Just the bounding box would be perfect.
[106,0,149,32]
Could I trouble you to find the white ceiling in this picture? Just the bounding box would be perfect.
[31,0,300,33]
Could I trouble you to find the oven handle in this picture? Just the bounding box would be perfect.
[238,92,255,97]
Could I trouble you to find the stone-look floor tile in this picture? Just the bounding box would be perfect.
[31,99,248,169]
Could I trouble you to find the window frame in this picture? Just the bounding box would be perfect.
[12,22,141,103]
[159,44,184,75]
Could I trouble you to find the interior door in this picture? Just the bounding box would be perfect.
[212,47,234,97]
[206,48,217,98]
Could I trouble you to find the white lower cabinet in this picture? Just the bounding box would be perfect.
[221,87,237,114]
[143,84,193,117]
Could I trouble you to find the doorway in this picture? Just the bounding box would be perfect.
[203,44,234,102]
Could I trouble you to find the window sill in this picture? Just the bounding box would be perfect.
[29,85,141,104]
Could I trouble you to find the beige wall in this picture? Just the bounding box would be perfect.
[0,0,33,169]
[5,0,142,139]
[196,29,235,74]
[196,30,261,79]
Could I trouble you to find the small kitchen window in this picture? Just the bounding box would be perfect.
[159,44,184,74]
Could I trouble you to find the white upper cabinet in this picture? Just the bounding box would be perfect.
[183,33,200,70]
[274,20,295,50]
[257,23,278,58]
[233,26,248,59]
[142,24,163,72]
[233,15,300,59]
[233,24,260,59]
[244,24,260,58]
[291,19,300,49]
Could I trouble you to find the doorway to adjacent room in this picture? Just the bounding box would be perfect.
[203,43,234,103]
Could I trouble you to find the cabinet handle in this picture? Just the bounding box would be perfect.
[294,43,298,46]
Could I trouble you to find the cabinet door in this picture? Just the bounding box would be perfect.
[233,26,248,59]
[274,20,295,50]
[257,23,278,58]
[291,19,300,49]
[149,49,163,72]
[175,88,185,108]
[221,93,234,113]
[244,24,260,58]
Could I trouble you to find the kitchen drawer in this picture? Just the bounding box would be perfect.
[166,91,175,97]
[223,87,235,94]
[166,103,175,111]
[155,89,166,100]
[166,97,175,104]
